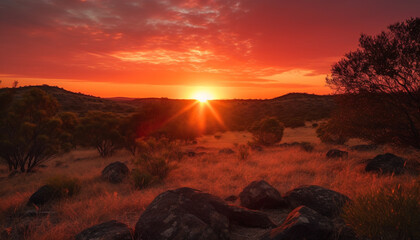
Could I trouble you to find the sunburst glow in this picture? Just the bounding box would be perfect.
[193,91,213,103]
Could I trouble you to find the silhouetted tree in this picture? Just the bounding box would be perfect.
[76,111,123,157]
[250,117,285,146]
[0,88,72,172]
[326,18,420,148]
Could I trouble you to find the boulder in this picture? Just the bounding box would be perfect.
[219,148,235,154]
[28,185,59,206]
[283,185,350,218]
[365,153,406,175]
[239,180,287,210]
[261,206,334,240]
[349,144,378,152]
[134,187,275,240]
[278,142,314,152]
[101,161,130,183]
[326,149,348,159]
[75,220,132,240]
[224,195,238,202]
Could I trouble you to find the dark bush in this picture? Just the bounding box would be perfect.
[250,117,285,146]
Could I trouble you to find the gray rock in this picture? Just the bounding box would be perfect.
[261,206,334,240]
[134,187,275,240]
[101,161,130,183]
[349,144,378,152]
[28,185,59,206]
[283,185,350,218]
[219,148,235,154]
[365,153,406,175]
[75,220,132,240]
[326,149,348,159]
[239,180,287,210]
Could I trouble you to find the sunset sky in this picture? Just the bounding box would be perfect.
[0,0,419,99]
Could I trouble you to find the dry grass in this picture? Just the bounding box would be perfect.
[0,126,419,240]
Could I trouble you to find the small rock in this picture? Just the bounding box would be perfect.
[224,195,238,202]
[261,206,334,240]
[75,220,132,240]
[283,185,350,218]
[326,149,348,159]
[28,185,59,207]
[101,161,130,183]
[239,180,287,210]
[278,142,314,152]
[187,151,196,157]
[219,148,235,154]
[365,153,406,175]
[349,144,378,152]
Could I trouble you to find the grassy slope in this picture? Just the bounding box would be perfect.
[0,126,419,240]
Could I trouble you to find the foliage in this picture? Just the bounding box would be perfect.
[131,168,154,189]
[250,117,285,146]
[326,18,420,148]
[76,111,123,157]
[316,121,348,145]
[238,144,250,160]
[133,137,182,180]
[0,88,74,172]
[46,175,81,198]
[342,184,420,240]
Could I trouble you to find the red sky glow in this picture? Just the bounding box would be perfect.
[0,0,418,99]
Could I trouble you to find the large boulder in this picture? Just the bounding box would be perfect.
[283,185,350,218]
[75,220,132,240]
[261,206,334,240]
[134,187,275,240]
[239,180,287,210]
[365,153,406,175]
[101,161,130,183]
[28,185,59,206]
[326,149,348,159]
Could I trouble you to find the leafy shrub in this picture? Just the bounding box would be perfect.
[45,175,81,198]
[238,144,250,160]
[131,168,154,189]
[250,117,285,146]
[134,137,180,180]
[342,184,420,240]
[316,121,348,145]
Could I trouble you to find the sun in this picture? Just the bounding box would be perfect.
[193,91,213,103]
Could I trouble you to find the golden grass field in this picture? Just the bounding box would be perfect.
[1,124,419,240]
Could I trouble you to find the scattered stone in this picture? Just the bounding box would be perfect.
[225,195,238,202]
[219,148,235,154]
[134,187,274,240]
[326,149,348,159]
[27,185,59,207]
[261,206,334,240]
[365,153,406,175]
[101,161,130,183]
[283,185,350,218]
[75,220,132,240]
[349,144,378,152]
[239,180,287,210]
[187,151,196,157]
[278,142,314,152]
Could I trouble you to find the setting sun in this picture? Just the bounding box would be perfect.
[192,91,213,102]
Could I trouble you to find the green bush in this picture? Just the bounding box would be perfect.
[250,117,285,146]
[137,154,170,180]
[45,175,81,198]
[342,184,420,240]
[316,121,348,145]
[131,168,154,189]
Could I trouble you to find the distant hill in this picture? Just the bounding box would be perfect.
[0,85,136,114]
[0,85,336,128]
